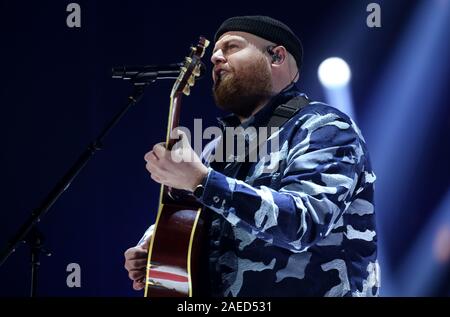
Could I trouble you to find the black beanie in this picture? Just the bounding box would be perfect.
[214,15,303,70]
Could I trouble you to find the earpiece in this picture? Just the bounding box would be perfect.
[266,46,282,63]
[272,53,282,63]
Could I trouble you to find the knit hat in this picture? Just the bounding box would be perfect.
[214,15,303,69]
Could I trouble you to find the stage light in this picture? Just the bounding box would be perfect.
[318,57,351,88]
[318,57,355,120]
[395,189,450,296]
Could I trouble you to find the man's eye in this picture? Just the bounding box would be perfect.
[212,43,240,55]
[223,45,240,54]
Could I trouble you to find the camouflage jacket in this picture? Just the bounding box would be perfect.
[196,84,380,297]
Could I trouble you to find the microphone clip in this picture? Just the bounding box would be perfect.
[112,62,205,86]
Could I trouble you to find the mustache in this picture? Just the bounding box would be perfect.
[213,70,231,90]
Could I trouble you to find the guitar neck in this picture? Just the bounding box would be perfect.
[166,92,182,150]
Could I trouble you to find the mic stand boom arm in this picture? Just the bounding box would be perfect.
[0,81,150,296]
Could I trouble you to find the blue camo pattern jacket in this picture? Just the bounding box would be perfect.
[195,84,380,296]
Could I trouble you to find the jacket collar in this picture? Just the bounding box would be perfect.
[217,83,303,130]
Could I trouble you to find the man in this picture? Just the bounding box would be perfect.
[124,15,380,296]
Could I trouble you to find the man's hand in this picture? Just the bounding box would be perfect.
[124,245,147,290]
[144,129,208,192]
[124,226,154,291]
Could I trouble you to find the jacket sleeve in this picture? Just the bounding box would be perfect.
[196,111,365,253]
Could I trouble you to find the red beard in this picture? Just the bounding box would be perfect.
[212,53,273,118]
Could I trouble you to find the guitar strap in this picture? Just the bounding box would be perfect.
[266,94,310,131]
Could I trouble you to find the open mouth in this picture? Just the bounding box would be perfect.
[214,69,228,82]
[218,70,227,79]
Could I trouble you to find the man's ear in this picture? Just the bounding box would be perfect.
[270,46,287,64]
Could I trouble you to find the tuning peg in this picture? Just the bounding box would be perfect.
[183,85,191,96]
[193,64,201,77]
[185,57,192,65]
[199,39,210,57]
[188,75,195,87]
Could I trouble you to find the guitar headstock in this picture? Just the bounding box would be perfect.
[171,37,210,97]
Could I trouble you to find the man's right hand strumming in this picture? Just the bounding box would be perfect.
[124,224,154,291]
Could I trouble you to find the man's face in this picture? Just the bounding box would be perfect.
[211,32,273,118]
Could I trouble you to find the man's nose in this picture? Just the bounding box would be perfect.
[211,49,226,65]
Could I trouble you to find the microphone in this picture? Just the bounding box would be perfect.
[112,62,206,84]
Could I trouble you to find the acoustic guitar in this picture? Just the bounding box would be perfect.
[144,37,210,297]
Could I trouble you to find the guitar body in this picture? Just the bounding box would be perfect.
[144,37,210,297]
[144,195,206,297]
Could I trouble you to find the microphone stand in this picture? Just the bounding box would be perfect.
[0,77,156,296]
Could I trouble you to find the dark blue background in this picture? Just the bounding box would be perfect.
[1,0,449,296]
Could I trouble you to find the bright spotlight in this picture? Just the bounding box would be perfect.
[317,57,355,120]
[318,57,351,88]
